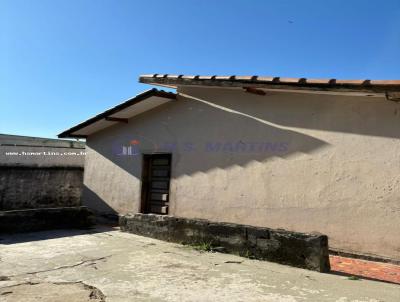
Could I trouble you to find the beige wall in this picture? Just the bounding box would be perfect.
[83,87,400,260]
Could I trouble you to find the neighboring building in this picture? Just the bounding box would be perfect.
[0,133,85,168]
[0,134,85,210]
[59,75,400,261]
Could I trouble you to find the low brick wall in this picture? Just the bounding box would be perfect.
[0,206,95,233]
[120,213,331,272]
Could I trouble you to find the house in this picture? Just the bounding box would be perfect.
[59,74,400,262]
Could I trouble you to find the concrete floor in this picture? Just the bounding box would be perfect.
[0,227,399,302]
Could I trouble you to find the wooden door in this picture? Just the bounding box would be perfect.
[141,154,171,214]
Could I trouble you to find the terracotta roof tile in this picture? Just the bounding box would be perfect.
[198,75,214,80]
[214,75,234,80]
[335,79,369,85]
[234,76,256,81]
[181,75,196,79]
[305,78,334,85]
[278,77,304,84]
[255,76,274,82]
[140,74,156,78]
[370,80,400,85]
[166,74,180,79]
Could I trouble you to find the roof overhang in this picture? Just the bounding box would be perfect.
[139,74,400,98]
[58,89,176,139]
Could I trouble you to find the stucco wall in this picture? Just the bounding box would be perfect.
[83,87,400,260]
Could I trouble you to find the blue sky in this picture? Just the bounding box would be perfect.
[1,0,400,138]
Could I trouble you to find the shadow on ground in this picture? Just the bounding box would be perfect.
[0,225,118,245]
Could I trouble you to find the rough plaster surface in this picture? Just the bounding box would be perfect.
[0,167,83,210]
[0,227,398,301]
[82,87,400,260]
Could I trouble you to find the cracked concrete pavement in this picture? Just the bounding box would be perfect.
[0,227,399,301]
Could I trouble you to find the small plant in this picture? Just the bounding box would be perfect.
[189,241,214,252]
[347,276,361,281]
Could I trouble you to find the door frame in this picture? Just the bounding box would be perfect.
[140,153,172,214]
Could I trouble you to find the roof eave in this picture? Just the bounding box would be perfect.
[139,74,400,94]
[58,88,176,139]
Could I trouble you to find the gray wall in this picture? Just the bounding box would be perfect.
[0,134,85,210]
[0,134,85,167]
[82,87,400,260]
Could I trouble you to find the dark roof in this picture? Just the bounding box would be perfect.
[139,74,400,93]
[58,89,176,138]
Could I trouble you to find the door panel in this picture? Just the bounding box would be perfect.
[151,181,169,189]
[141,154,171,215]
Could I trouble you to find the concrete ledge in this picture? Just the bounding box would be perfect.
[120,213,331,272]
[0,206,95,233]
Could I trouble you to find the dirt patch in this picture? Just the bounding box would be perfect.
[0,281,105,302]
[330,255,400,284]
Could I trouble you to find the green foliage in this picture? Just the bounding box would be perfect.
[347,276,361,281]
[189,241,214,252]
